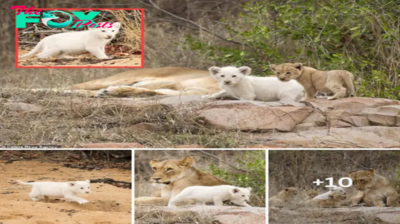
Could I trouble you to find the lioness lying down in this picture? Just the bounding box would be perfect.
[24,67,220,97]
[135,156,228,206]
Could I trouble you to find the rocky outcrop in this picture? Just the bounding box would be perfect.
[138,205,266,224]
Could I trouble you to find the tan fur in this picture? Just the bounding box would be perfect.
[25,67,220,97]
[269,63,355,100]
[269,187,298,207]
[348,169,399,207]
[306,189,318,199]
[305,193,347,208]
[135,156,227,206]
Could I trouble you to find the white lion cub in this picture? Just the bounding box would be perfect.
[168,185,252,207]
[203,66,304,103]
[19,22,121,59]
[312,186,346,200]
[17,180,91,204]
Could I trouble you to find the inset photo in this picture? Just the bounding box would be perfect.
[135,149,266,224]
[15,8,143,68]
[0,150,132,223]
[269,150,400,224]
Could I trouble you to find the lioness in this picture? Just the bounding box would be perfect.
[135,156,227,206]
[25,67,220,97]
[269,63,355,100]
[348,169,398,207]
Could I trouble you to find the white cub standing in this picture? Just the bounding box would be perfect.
[168,185,252,207]
[19,22,121,59]
[17,180,91,204]
[203,66,304,103]
[312,186,346,200]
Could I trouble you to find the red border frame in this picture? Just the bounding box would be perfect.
[14,8,144,68]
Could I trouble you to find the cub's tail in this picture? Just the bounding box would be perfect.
[16,180,35,185]
[19,40,44,58]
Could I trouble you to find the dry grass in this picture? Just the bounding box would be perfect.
[0,88,248,147]
[110,10,142,53]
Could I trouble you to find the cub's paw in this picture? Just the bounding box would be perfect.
[78,199,89,204]
[201,95,213,99]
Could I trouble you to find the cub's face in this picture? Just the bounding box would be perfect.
[149,157,194,185]
[231,187,252,204]
[328,193,346,201]
[69,180,91,194]
[270,63,304,81]
[209,66,251,86]
[349,169,375,191]
[281,187,298,198]
[91,22,121,40]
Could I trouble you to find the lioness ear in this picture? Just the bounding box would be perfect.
[69,182,75,187]
[233,188,240,193]
[238,66,251,75]
[180,156,194,167]
[149,160,158,166]
[209,66,221,75]
[293,63,303,70]
[86,180,90,184]
[247,187,252,191]
[112,22,121,29]
[270,64,276,71]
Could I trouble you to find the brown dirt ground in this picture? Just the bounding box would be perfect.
[0,160,132,224]
[17,48,142,67]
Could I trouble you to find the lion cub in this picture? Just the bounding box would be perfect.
[19,22,121,59]
[270,63,355,100]
[203,66,304,103]
[167,185,251,207]
[269,187,298,207]
[348,169,399,207]
[305,193,347,208]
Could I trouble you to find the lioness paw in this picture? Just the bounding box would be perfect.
[79,199,89,204]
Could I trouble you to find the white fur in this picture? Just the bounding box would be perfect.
[312,186,346,200]
[203,66,304,103]
[19,22,121,59]
[17,180,91,204]
[168,185,252,207]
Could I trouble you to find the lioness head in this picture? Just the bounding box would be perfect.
[349,169,376,191]
[270,63,304,81]
[149,156,194,185]
[209,66,251,86]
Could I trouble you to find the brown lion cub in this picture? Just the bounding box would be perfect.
[269,187,298,207]
[269,63,355,100]
[349,169,399,207]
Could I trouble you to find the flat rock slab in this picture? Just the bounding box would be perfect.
[152,205,266,224]
[258,126,400,148]
[199,103,312,132]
